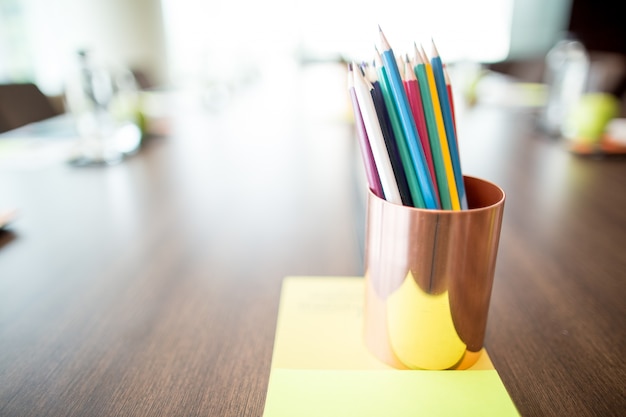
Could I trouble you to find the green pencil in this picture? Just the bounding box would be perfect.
[413,43,451,210]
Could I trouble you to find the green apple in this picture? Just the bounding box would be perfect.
[565,93,620,144]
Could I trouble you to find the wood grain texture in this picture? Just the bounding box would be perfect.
[1,64,625,416]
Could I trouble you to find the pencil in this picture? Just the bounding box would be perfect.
[431,40,467,210]
[347,63,384,198]
[351,62,403,205]
[374,49,423,209]
[419,44,460,210]
[413,44,452,210]
[403,55,440,207]
[443,63,457,131]
[368,64,414,206]
[378,27,438,209]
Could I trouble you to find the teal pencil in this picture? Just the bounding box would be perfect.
[413,43,452,210]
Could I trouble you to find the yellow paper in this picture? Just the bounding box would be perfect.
[263,276,519,416]
[270,276,388,369]
[264,369,520,417]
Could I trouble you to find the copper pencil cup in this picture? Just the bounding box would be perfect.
[363,176,505,370]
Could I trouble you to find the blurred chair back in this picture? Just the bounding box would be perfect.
[0,83,61,133]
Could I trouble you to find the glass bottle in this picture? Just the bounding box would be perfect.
[541,36,590,138]
[64,50,142,166]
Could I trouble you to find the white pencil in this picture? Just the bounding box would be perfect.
[351,63,402,205]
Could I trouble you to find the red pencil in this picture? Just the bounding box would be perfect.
[402,55,440,205]
[443,63,457,133]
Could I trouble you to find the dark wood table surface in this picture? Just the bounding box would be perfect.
[1,64,625,416]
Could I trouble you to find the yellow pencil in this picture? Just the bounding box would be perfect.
[419,45,460,210]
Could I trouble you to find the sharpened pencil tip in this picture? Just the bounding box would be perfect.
[374,46,382,65]
[378,26,390,51]
[347,63,354,88]
[443,64,451,83]
[431,38,440,57]
[420,44,429,62]
[403,55,415,80]
[413,42,423,65]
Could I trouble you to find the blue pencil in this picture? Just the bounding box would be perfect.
[378,27,438,209]
[430,40,467,210]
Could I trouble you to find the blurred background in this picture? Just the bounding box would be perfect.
[0,0,572,92]
[0,0,625,145]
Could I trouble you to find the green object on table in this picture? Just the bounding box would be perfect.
[566,93,620,143]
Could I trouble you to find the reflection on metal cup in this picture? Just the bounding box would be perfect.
[364,176,505,370]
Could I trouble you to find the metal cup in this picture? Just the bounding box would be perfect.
[363,176,505,370]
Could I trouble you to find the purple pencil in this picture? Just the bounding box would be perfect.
[347,63,384,198]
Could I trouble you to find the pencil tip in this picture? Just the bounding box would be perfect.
[403,56,411,70]
[374,45,382,62]
[378,25,390,50]
[352,62,361,77]
[443,64,451,83]
[431,38,439,57]
[420,44,429,61]
[412,42,421,64]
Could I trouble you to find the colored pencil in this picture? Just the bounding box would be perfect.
[431,40,467,210]
[373,48,423,208]
[402,55,440,207]
[347,63,384,198]
[419,44,460,210]
[351,62,403,205]
[443,63,457,131]
[369,75,414,206]
[413,44,452,210]
[378,27,438,209]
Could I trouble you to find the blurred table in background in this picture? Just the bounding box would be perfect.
[0,62,625,416]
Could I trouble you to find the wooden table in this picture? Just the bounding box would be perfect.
[1,64,624,416]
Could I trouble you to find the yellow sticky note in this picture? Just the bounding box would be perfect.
[264,369,520,417]
[264,277,519,417]
[270,276,493,370]
[270,276,387,369]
